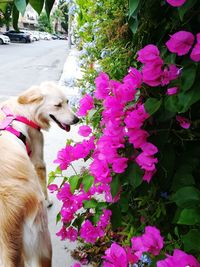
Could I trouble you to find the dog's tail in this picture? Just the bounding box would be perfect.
[0,182,38,267]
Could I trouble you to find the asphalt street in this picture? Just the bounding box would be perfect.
[0,40,68,96]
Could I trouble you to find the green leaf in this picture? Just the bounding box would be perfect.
[45,0,55,17]
[29,0,44,14]
[128,16,138,34]
[56,212,61,224]
[83,199,98,209]
[111,175,120,198]
[177,208,200,225]
[182,229,200,253]
[129,0,140,17]
[171,186,200,208]
[0,3,7,13]
[181,63,197,92]
[178,0,197,21]
[48,171,56,185]
[145,98,162,115]
[82,174,94,192]
[12,5,19,31]
[14,0,26,15]
[55,166,62,174]
[110,204,122,229]
[69,175,80,193]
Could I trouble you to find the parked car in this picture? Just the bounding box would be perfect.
[3,30,32,43]
[39,32,52,40]
[0,33,10,44]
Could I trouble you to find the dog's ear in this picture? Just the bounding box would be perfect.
[18,86,44,104]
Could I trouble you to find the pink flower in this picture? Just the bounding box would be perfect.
[131,226,164,256]
[77,94,94,116]
[78,125,92,137]
[123,67,142,89]
[48,184,58,193]
[71,263,81,267]
[127,129,149,148]
[94,72,110,100]
[103,243,128,267]
[90,159,111,184]
[168,64,181,80]
[190,33,200,62]
[126,247,141,265]
[54,145,74,170]
[167,87,178,95]
[166,0,186,7]
[137,44,160,64]
[97,209,112,229]
[157,249,200,267]
[80,220,104,244]
[176,115,190,129]
[112,157,128,173]
[142,59,163,87]
[56,226,78,241]
[166,31,195,56]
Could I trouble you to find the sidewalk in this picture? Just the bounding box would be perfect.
[44,47,92,267]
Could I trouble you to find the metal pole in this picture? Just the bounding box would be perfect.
[68,1,71,49]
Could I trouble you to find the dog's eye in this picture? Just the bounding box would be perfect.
[55,103,62,108]
[66,100,69,104]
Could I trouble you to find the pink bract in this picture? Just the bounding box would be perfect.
[103,243,128,267]
[190,33,200,62]
[166,31,195,56]
[77,94,94,116]
[137,44,160,64]
[167,87,178,95]
[166,0,186,7]
[176,115,190,129]
[94,72,110,99]
[131,226,164,256]
[78,125,92,137]
[71,263,81,267]
[157,249,200,267]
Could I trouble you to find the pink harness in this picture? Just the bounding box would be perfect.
[0,106,40,156]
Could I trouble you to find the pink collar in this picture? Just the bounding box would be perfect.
[0,106,41,155]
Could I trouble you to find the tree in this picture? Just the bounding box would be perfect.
[38,12,53,33]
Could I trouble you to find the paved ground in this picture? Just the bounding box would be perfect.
[0,40,68,96]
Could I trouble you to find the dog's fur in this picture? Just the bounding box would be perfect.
[0,82,78,267]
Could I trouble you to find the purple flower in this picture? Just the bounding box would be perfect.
[94,72,110,100]
[137,44,160,64]
[166,31,195,56]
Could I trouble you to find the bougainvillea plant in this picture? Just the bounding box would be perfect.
[49,0,200,266]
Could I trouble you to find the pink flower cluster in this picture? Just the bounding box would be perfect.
[166,31,200,61]
[157,249,200,267]
[80,209,112,244]
[102,226,200,267]
[54,136,95,170]
[103,226,163,267]
[137,44,180,87]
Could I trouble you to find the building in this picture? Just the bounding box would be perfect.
[18,4,39,30]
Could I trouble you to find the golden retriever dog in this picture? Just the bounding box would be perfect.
[0,82,79,267]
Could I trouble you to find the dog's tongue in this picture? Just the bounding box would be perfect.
[63,124,70,132]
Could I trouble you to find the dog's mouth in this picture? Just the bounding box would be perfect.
[49,114,70,132]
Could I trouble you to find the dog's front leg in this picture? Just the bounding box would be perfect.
[28,129,52,207]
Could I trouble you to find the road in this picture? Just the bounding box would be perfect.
[0,40,68,96]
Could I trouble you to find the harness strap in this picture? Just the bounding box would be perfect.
[0,106,40,156]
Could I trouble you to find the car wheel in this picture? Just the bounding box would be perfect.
[0,38,3,45]
[21,37,27,43]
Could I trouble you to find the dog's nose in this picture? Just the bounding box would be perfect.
[72,116,79,124]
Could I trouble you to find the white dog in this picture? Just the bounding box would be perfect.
[0,82,79,267]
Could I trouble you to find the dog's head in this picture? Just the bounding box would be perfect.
[18,82,79,131]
